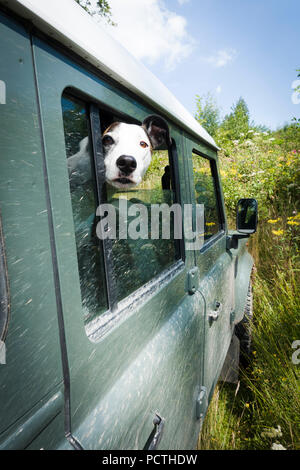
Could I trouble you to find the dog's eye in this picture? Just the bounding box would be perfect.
[102,135,114,146]
[140,141,148,148]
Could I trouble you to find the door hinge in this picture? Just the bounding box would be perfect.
[187,267,199,295]
[196,386,208,421]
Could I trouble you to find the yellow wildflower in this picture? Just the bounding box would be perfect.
[267,219,280,224]
[272,230,284,236]
[287,221,300,226]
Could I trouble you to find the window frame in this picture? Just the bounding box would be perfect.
[192,148,226,250]
[0,210,10,342]
[62,90,185,322]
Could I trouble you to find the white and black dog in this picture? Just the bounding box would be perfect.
[68,115,171,189]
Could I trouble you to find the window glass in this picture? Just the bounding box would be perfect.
[62,93,181,315]
[192,152,221,242]
[62,95,108,322]
[107,149,180,302]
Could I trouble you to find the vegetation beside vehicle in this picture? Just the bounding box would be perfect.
[197,88,300,450]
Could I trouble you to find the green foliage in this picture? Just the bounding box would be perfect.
[194,90,300,218]
[219,97,250,142]
[75,0,116,25]
[142,150,169,189]
[194,94,267,153]
[296,68,300,93]
[219,126,300,219]
[195,93,221,138]
[197,88,300,450]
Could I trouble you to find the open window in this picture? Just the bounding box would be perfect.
[62,92,182,324]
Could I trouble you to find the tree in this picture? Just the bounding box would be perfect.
[293,68,300,102]
[195,93,221,138]
[220,97,250,140]
[75,0,116,26]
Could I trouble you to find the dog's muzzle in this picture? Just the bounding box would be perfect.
[116,155,137,176]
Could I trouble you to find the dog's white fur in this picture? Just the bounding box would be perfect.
[68,115,169,190]
[103,122,152,189]
[68,123,152,189]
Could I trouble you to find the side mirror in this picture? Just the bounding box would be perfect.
[227,198,258,250]
[236,198,258,234]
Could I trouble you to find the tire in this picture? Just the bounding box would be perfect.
[234,281,253,365]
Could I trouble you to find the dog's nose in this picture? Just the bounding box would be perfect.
[116,155,137,175]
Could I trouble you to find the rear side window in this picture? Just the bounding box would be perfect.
[192,151,222,243]
[0,213,9,341]
[62,93,182,321]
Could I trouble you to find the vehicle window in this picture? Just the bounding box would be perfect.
[62,95,108,322]
[62,94,181,316]
[192,151,221,243]
[0,214,9,341]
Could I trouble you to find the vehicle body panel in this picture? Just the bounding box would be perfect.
[0,12,64,446]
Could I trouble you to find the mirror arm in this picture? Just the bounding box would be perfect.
[226,233,250,250]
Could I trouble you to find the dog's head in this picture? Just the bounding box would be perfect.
[103,115,171,189]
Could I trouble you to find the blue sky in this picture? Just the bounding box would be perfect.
[104,0,300,130]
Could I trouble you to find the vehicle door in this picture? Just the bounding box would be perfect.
[32,35,206,450]
[185,140,235,402]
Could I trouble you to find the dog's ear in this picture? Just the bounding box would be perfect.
[142,115,171,150]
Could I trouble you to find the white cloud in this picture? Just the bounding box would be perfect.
[99,0,195,71]
[216,85,222,94]
[205,48,237,68]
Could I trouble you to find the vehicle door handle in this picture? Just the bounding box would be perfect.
[143,412,165,450]
[208,301,222,322]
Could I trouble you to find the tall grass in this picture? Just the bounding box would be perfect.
[199,220,300,450]
[198,126,300,450]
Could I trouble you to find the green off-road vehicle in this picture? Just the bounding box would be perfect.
[0,0,257,450]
